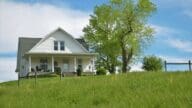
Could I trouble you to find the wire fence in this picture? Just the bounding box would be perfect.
[17,60,192,87]
[164,60,192,72]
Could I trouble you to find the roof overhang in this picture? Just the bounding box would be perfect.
[25,52,98,56]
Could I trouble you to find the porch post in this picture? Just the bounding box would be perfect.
[74,56,77,72]
[52,56,54,72]
[92,57,95,72]
[29,55,31,72]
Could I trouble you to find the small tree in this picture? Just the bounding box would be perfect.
[96,67,107,75]
[77,65,82,76]
[54,67,61,75]
[142,56,163,71]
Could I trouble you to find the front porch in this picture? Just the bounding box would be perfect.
[27,54,96,76]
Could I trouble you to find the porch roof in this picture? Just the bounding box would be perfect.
[25,52,98,56]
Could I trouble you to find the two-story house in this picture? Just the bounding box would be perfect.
[16,28,97,77]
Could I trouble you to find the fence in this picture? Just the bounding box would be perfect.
[17,60,191,87]
[17,71,62,87]
[164,60,191,72]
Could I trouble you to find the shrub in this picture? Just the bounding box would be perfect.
[54,67,61,75]
[142,56,163,71]
[96,68,107,75]
[77,67,82,76]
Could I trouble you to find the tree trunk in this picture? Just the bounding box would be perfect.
[110,63,115,73]
[122,47,128,73]
[121,47,134,73]
[127,47,133,66]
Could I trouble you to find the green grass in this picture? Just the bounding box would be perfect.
[1,72,192,108]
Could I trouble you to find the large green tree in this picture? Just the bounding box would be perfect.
[83,0,156,72]
[83,3,121,73]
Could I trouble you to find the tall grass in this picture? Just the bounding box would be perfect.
[0,72,192,108]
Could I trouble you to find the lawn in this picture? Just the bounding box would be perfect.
[0,72,192,108]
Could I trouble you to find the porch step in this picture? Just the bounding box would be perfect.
[27,72,54,77]
[62,72,77,77]
[27,72,95,77]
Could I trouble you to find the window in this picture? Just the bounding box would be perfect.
[54,41,65,51]
[40,58,48,72]
[60,41,65,50]
[54,41,58,50]
[54,61,58,67]
[78,59,82,65]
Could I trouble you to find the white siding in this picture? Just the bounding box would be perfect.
[20,58,28,77]
[82,58,92,72]
[29,57,93,72]
[29,30,86,53]
[54,57,74,72]
[31,57,52,71]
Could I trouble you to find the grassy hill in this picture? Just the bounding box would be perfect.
[0,72,192,108]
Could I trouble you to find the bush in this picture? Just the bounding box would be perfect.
[142,56,163,71]
[96,68,107,75]
[77,67,82,76]
[54,67,61,75]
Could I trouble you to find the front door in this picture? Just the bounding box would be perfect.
[63,59,69,72]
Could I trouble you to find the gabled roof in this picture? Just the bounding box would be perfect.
[18,37,42,53]
[29,27,89,53]
[76,38,89,50]
[16,28,92,72]
[16,37,41,72]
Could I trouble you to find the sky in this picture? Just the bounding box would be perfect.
[0,0,192,82]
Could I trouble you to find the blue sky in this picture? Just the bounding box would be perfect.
[0,0,192,77]
[2,0,192,59]
[13,0,109,11]
[3,0,192,58]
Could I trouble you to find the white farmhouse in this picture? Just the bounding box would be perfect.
[16,28,97,77]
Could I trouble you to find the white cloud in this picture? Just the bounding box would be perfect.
[0,57,18,83]
[153,0,192,9]
[183,10,192,18]
[151,24,178,37]
[150,24,190,38]
[130,62,143,72]
[151,24,192,53]
[166,39,192,53]
[154,0,192,21]
[0,1,90,52]
[158,55,192,62]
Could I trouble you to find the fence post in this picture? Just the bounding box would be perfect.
[164,61,167,72]
[35,71,37,86]
[189,60,191,72]
[60,71,62,80]
[18,72,20,87]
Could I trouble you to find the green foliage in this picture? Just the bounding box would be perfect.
[83,0,157,72]
[96,68,107,75]
[54,67,61,75]
[77,67,82,76]
[1,72,192,107]
[142,56,163,71]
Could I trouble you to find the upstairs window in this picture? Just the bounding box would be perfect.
[54,41,58,50]
[60,41,65,50]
